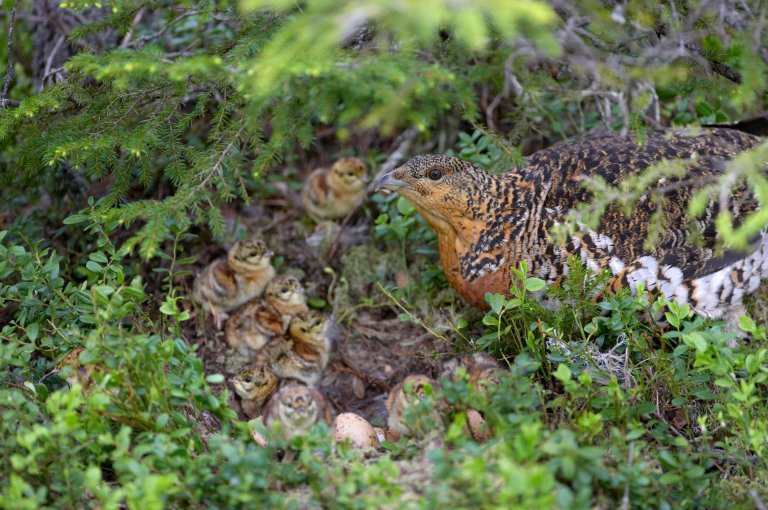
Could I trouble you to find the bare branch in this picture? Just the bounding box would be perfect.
[126,10,202,49]
[367,127,419,192]
[685,42,742,84]
[42,35,66,86]
[1,0,21,109]
[120,8,146,48]
[750,489,768,510]
[327,127,420,258]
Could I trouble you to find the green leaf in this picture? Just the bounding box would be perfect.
[683,332,708,352]
[205,374,225,384]
[160,300,178,316]
[93,285,115,297]
[307,297,327,309]
[738,315,756,333]
[85,261,103,272]
[553,363,572,382]
[524,277,546,293]
[63,213,90,225]
[691,389,716,400]
[25,323,40,341]
[486,293,505,314]
[396,197,414,215]
[89,251,108,264]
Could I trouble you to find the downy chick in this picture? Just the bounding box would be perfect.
[57,348,95,393]
[440,352,505,397]
[263,382,333,439]
[193,236,275,328]
[270,311,332,386]
[386,375,444,440]
[226,275,308,353]
[301,157,367,220]
[231,364,280,418]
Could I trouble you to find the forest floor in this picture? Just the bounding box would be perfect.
[182,192,452,430]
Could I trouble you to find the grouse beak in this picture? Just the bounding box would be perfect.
[374,171,410,192]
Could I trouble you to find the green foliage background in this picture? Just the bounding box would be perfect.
[2,0,768,508]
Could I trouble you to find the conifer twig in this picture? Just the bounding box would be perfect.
[1,0,20,109]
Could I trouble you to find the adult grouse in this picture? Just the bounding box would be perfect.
[375,128,768,325]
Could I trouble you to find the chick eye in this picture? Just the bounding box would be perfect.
[244,377,252,383]
[428,168,442,180]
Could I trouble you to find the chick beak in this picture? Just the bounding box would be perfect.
[374,171,409,192]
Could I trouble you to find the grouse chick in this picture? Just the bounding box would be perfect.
[57,348,96,393]
[193,236,275,328]
[376,128,768,327]
[263,274,309,321]
[263,382,333,439]
[270,311,332,386]
[231,364,280,418]
[440,352,505,396]
[301,157,368,220]
[225,275,308,353]
[386,375,444,440]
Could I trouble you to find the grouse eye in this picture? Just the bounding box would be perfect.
[244,377,252,383]
[428,168,442,180]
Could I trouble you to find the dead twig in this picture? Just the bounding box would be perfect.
[750,489,768,510]
[1,0,20,109]
[127,10,202,49]
[120,8,146,48]
[42,35,67,87]
[327,127,419,258]
[367,127,420,192]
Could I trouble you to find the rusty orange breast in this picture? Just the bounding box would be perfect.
[434,225,512,311]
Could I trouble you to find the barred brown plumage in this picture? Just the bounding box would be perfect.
[376,128,768,328]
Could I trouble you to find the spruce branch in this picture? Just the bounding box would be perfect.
[1,0,20,109]
[685,42,742,84]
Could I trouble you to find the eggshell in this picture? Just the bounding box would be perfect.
[248,417,268,447]
[333,413,380,449]
[373,426,402,442]
[373,427,387,444]
[467,409,492,442]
